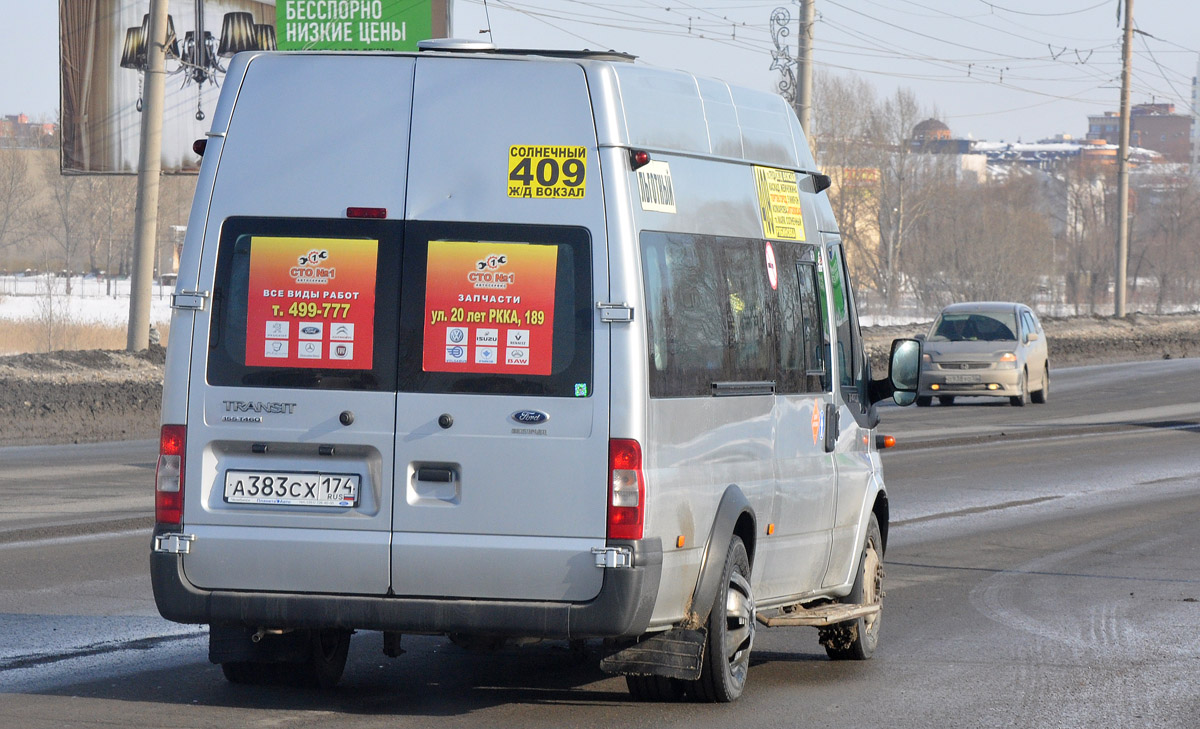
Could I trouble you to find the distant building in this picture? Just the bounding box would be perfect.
[0,113,57,149]
[1086,103,1191,163]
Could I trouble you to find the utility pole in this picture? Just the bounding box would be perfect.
[796,0,814,134]
[127,0,168,351]
[1114,0,1133,318]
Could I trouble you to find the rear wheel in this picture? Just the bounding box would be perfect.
[219,629,352,689]
[822,514,883,661]
[626,674,687,702]
[1031,366,1049,404]
[298,629,352,689]
[686,536,754,703]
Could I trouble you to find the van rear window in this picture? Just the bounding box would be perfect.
[207,217,400,391]
[207,219,590,396]
[398,222,592,397]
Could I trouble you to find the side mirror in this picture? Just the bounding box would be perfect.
[1027,332,1040,342]
[868,338,922,406]
[914,333,926,342]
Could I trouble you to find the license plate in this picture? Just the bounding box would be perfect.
[224,470,359,507]
[944,374,981,384]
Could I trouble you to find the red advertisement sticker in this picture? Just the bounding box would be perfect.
[245,236,378,370]
[422,240,558,376]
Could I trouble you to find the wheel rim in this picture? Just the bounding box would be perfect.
[861,537,883,636]
[723,571,755,684]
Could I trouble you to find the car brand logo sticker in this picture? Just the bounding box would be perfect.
[511,410,550,425]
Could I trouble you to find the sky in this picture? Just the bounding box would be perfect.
[6,1,1200,144]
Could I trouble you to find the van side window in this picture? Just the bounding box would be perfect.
[207,217,401,391]
[641,231,779,397]
[643,232,782,398]
[827,243,869,415]
[396,221,592,397]
[776,245,828,394]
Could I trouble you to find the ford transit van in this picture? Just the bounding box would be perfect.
[152,40,919,702]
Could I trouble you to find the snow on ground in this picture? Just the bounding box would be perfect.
[0,275,173,326]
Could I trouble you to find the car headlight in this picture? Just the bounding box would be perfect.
[999,352,1018,367]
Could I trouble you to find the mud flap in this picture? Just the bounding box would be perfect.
[599,628,706,681]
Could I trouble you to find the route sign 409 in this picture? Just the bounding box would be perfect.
[508,145,587,199]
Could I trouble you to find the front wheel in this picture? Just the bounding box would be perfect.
[687,536,754,703]
[915,395,932,407]
[1010,370,1029,407]
[822,513,883,660]
[1031,366,1049,404]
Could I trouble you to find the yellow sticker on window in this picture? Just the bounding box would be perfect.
[508,145,587,199]
[754,166,806,241]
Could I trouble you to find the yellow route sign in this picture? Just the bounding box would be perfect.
[754,166,806,241]
[508,145,587,199]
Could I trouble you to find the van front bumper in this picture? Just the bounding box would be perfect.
[151,528,661,641]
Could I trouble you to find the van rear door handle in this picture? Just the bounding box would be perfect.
[416,467,454,483]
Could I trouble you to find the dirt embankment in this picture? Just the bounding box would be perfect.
[0,347,166,446]
[1,314,1199,447]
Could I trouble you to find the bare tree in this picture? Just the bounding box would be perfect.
[1058,161,1115,314]
[81,174,136,292]
[1135,175,1200,313]
[812,72,882,298]
[34,155,94,289]
[870,88,935,310]
[906,173,1053,307]
[0,149,37,262]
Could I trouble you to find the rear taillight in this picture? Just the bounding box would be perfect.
[607,439,645,540]
[156,424,186,525]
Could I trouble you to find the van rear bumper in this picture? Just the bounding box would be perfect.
[151,531,661,640]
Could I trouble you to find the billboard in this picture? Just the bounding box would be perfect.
[277,0,435,51]
[59,0,449,174]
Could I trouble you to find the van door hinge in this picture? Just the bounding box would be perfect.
[171,290,209,311]
[592,546,633,568]
[597,301,634,322]
[154,533,196,554]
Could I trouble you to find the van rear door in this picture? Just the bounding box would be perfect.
[179,55,414,596]
[387,56,610,602]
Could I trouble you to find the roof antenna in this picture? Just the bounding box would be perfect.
[481,0,494,43]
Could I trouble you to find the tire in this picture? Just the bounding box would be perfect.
[298,629,352,689]
[686,536,754,703]
[1031,366,1049,404]
[1010,370,1029,407]
[937,395,955,406]
[823,513,884,661]
[217,628,349,688]
[626,674,687,702]
[915,395,932,407]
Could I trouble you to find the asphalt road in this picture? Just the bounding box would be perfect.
[1,359,1198,728]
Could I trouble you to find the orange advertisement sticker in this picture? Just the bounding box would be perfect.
[422,240,558,376]
[245,236,378,370]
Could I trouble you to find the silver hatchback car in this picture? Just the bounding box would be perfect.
[916,302,1049,407]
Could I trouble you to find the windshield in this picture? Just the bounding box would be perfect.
[929,311,1017,342]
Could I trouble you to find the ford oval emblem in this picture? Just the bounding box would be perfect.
[511,409,550,425]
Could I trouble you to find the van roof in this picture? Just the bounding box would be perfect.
[417,39,637,63]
